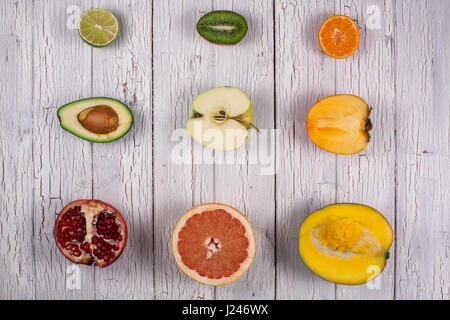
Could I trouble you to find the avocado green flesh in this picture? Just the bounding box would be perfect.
[57,97,133,143]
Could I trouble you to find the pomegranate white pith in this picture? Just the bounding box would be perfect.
[172,203,256,286]
[54,199,127,268]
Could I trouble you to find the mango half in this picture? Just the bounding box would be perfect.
[298,204,393,285]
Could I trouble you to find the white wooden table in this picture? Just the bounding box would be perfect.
[1,0,448,300]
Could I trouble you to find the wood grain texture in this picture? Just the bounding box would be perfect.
[210,0,276,300]
[0,0,448,300]
[91,0,154,299]
[334,0,396,299]
[394,0,449,300]
[32,0,95,299]
[275,0,337,300]
[152,0,215,300]
[0,0,35,299]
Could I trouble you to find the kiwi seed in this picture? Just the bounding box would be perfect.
[196,10,248,45]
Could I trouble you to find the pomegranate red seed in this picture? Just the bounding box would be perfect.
[80,242,90,251]
[54,200,127,267]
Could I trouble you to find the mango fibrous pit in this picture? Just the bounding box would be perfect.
[78,105,119,134]
[306,94,372,155]
[316,218,364,252]
[311,217,381,259]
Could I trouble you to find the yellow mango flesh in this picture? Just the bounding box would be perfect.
[298,204,393,285]
[317,218,364,252]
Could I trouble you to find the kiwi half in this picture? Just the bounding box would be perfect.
[197,11,248,45]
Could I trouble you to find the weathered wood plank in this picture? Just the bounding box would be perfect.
[153,0,215,300]
[334,0,396,299]
[0,0,448,300]
[211,0,276,300]
[91,0,154,299]
[0,1,35,299]
[32,0,95,299]
[275,0,337,299]
[395,0,449,300]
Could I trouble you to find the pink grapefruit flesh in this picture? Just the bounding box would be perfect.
[172,203,256,286]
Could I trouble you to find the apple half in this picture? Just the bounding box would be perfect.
[186,86,257,151]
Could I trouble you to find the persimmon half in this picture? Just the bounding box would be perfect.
[306,94,372,155]
[318,15,359,59]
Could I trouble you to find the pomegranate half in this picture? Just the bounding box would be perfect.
[54,199,127,267]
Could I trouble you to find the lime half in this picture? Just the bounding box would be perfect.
[78,9,119,47]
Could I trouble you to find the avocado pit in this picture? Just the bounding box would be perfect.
[78,105,119,134]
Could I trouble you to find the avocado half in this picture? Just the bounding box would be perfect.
[57,97,133,143]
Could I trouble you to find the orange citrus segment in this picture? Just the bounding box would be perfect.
[172,203,256,286]
[318,15,359,59]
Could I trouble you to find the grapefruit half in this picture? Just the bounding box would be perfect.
[171,203,256,286]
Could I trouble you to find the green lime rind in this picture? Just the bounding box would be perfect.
[78,30,118,48]
[57,97,133,143]
[78,9,119,47]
